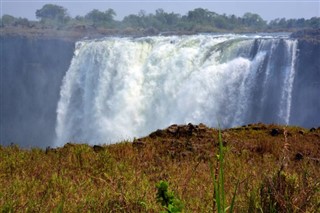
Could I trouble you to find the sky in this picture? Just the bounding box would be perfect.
[1,0,320,22]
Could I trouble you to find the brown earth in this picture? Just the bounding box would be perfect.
[134,123,320,163]
[1,123,319,212]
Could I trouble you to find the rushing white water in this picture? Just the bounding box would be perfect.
[278,40,298,124]
[55,34,298,146]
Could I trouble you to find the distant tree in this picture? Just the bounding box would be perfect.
[242,12,267,29]
[85,9,116,27]
[138,10,147,17]
[2,14,16,27]
[213,15,228,29]
[224,14,243,30]
[154,9,181,30]
[14,18,30,27]
[122,10,150,29]
[295,18,306,28]
[75,15,85,21]
[187,8,217,25]
[123,14,144,28]
[308,17,320,28]
[36,4,69,23]
[277,18,288,29]
[286,19,296,28]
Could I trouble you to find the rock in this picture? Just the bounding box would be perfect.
[291,29,320,42]
[270,128,280,136]
[294,152,304,161]
[167,124,179,134]
[198,123,207,131]
[299,130,305,135]
[143,27,158,36]
[132,139,146,149]
[149,129,164,138]
[45,146,55,154]
[310,127,316,132]
[187,123,195,130]
[93,145,104,153]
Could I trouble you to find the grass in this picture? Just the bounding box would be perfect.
[0,123,319,212]
[210,129,239,213]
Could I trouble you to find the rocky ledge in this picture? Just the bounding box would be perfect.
[132,123,320,162]
[291,29,320,43]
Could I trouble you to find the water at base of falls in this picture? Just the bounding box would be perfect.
[55,34,298,146]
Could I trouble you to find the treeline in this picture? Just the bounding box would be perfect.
[1,4,319,33]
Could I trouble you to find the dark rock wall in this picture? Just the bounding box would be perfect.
[291,40,320,128]
[1,36,74,147]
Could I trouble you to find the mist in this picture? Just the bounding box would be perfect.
[1,37,74,148]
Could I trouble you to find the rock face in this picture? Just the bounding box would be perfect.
[291,29,320,43]
[134,123,320,161]
[0,35,74,147]
[290,38,320,127]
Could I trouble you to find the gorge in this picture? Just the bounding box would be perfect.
[1,33,319,147]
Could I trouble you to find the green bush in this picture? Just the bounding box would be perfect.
[156,181,184,213]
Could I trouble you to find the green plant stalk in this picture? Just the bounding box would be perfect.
[229,180,239,213]
[210,161,221,212]
[211,130,239,213]
[218,130,225,211]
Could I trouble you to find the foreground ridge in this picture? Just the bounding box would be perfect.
[1,123,319,212]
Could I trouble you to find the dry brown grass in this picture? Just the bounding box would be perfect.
[0,123,319,212]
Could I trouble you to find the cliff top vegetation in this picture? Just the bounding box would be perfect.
[1,4,319,40]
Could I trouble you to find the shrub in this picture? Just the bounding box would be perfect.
[156,181,183,213]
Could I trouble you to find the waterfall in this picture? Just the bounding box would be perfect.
[55,34,298,146]
[278,40,298,124]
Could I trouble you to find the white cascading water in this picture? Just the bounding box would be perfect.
[278,40,298,124]
[55,34,298,146]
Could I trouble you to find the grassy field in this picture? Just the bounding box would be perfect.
[0,123,319,212]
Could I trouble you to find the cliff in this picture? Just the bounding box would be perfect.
[291,37,320,127]
[1,35,75,147]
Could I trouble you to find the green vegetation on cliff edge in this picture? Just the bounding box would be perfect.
[1,4,320,39]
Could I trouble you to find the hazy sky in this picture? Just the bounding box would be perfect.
[1,0,320,22]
